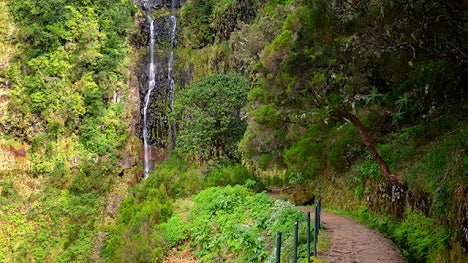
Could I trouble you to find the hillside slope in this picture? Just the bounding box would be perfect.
[171,0,468,261]
[0,0,466,262]
[0,0,141,261]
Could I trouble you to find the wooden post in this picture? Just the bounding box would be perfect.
[307,212,311,263]
[276,231,282,263]
[314,205,319,257]
[294,220,298,263]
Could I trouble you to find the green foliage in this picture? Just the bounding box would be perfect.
[180,0,261,47]
[406,126,467,197]
[286,171,305,185]
[1,0,136,262]
[365,86,384,105]
[174,73,250,161]
[163,213,188,247]
[393,212,450,262]
[240,0,340,171]
[327,123,361,171]
[284,124,327,177]
[0,181,17,202]
[180,0,214,47]
[205,163,264,191]
[103,175,174,262]
[347,160,382,199]
[230,13,285,76]
[7,0,135,156]
[260,28,293,69]
[162,185,306,262]
[103,153,262,262]
[0,176,103,262]
[241,0,467,174]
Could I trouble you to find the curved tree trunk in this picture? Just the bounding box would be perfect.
[336,109,407,191]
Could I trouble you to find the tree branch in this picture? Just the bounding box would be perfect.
[335,109,407,191]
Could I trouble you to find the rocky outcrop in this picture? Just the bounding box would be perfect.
[137,1,180,160]
[210,0,257,42]
[0,139,31,174]
[138,15,176,149]
[137,0,182,10]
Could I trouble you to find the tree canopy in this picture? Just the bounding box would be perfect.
[241,0,467,183]
[174,73,250,161]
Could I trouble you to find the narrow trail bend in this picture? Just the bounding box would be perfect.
[297,207,406,263]
[165,190,406,263]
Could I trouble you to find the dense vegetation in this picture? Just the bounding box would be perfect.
[0,0,139,261]
[173,73,250,162]
[174,0,467,261]
[163,185,310,262]
[0,0,466,262]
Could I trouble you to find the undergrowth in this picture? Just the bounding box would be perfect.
[323,120,467,262]
[330,206,450,263]
[161,184,318,262]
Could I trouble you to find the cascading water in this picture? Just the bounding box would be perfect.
[142,14,156,179]
[168,3,177,148]
[141,1,178,178]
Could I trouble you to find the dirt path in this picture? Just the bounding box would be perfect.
[297,206,406,263]
[164,209,406,263]
[166,189,406,262]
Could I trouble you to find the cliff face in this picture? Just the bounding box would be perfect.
[136,0,182,10]
[0,1,142,261]
[0,1,23,175]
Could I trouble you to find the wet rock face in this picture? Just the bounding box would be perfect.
[138,0,164,10]
[138,12,177,150]
[207,0,257,43]
[138,0,181,10]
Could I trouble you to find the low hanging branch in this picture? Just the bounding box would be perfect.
[335,109,407,191]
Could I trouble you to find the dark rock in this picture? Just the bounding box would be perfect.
[137,10,179,151]
[137,0,181,10]
[210,0,257,42]
[281,184,316,205]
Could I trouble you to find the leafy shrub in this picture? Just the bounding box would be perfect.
[284,124,327,177]
[163,214,188,247]
[102,179,173,262]
[327,123,361,171]
[393,212,450,262]
[180,0,214,47]
[163,185,308,262]
[355,160,381,181]
[0,181,17,203]
[205,163,263,190]
[174,73,250,161]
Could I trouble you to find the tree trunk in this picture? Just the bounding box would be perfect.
[336,109,407,191]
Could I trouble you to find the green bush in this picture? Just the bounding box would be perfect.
[327,123,361,171]
[174,73,250,161]
[393,212,450,262]
[284,124,327,177]
[205,163,263,190]
[163,214,188,247]
[163,185,308,262]
[102,178,174,262]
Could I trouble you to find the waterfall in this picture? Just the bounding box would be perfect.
[168,4,177,148]
[142,1,178,178]
[143,14,155,179]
